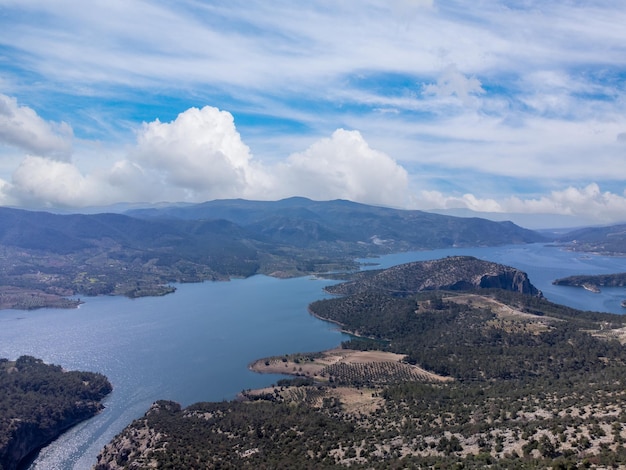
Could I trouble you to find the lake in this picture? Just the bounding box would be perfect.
[0,243,625,469]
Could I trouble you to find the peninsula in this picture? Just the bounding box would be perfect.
[553,273,626,291]
[553,273,626,307]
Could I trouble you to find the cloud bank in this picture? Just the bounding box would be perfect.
[0,101,410,210]
[0,95,624,227]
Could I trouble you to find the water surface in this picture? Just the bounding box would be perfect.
[1,275,347,469]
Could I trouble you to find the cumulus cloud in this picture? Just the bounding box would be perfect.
[418,190,502,213]
[419,183,626,224]
[8,155,102,208]
[272,129,409,206]
[505,184,626,223]
[0,94,73,159]
[133,106,255,199]
[0,105,410,209]
[1,96,623,226]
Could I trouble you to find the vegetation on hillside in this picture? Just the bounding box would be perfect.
[555,223,626,255]
[553,272,626,289]
[0,356,112,470]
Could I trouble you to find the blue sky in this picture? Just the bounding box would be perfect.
[0,0,625,227]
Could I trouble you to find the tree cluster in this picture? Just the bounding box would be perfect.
[0,356,112,470]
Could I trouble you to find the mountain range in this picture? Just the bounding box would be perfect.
[0,197,612,310]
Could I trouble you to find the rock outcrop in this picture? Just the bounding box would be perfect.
[326,256,542,298]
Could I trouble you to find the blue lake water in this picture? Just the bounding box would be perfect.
[0,243,625,469]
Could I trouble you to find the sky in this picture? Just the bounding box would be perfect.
[0,0,625,228]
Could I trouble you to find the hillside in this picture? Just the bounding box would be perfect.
[324,256,542,298]
[0,199,545,309]
[127,197,544,251]
[0,356,112,470]
[94,258,626,468]
[556,223,626,255]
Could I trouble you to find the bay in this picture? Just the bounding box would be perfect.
[0,243,625,469]
[0,275,348,470]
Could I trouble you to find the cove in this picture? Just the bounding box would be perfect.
[0,275,349,470]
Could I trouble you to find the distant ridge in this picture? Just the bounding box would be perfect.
[554,223,626,255]
[0,198,546,308]
[126,197,545,250]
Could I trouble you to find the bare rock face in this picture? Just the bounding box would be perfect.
[326,256,542,298]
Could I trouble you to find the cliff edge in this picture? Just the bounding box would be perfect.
[326,256,542,298]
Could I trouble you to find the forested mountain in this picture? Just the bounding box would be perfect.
[555,223,626,255]
[0,199,545,309]
[127,197,544,250]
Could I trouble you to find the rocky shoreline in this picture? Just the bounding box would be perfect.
[0,357,112,470]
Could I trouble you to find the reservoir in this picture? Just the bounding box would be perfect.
[0,243,625,469]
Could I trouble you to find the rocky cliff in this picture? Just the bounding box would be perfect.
[326,256,542,298]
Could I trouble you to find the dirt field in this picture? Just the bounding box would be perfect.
[249,347,450,383]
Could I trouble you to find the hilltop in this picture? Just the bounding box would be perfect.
[555,224,626,255]
[324,256,542,297]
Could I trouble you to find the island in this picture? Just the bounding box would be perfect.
[553,273,626,291]
[94,257,626,468]
[0,356,112,470]
[553,273,626,307]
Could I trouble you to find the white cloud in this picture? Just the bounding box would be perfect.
[419,183,626,225]
[506,184,626,224]
[133,106,254,199]
[1,99,624,227]
[388,0,435,21]
[272,129,409,206]
[8,155,101,207]
[0,94,73,159]
[0,106,411,209]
